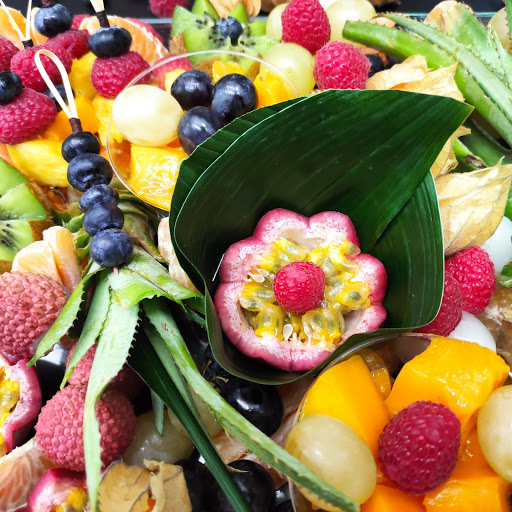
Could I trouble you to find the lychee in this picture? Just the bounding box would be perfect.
[0,272,67,364]
[67,343,143,399]
[35,386,136,472]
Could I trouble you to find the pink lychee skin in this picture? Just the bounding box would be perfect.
[66,344,143,400]
[214,209,387,371]
[0,272,68,365]
[27,468,86,512]
[0,354,42,453]
[35,386,136,472]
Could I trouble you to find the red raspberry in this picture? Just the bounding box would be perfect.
[0,88,57,144]
[445,246,495,315]
[273,261,325,314]
[71,14,90,30]
[281,0,331,55]
[314,41,370,90]
[10,41,72,92]
[91,51,150,99]
[0,36,19,72]
[150,0,188,18]
[379,401,460,494]
[152,55,194,89]
[416,272,462,336]
[49,29,90,60]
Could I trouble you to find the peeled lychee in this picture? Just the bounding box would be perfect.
[67,343,143,399]
[35,386,136,472]
[0,272,67,364]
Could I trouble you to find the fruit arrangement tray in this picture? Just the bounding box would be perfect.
[0,0,512,511]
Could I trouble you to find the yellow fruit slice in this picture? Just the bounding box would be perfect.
[69,52,97,100]
[6,140,68,187]
[212,60,246,83]
[254,70,295,108]
[0,7,26,49]
[128,145,187,210]
[43,226,82,292]
[93,96,124,147]
[164,69,187,94]
[79,16,168,65]
[0,438,56,511]
[11,240,63,286]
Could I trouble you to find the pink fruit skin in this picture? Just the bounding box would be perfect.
[1,355,42,453]
[27,468,86,512]
[214,209,387,371]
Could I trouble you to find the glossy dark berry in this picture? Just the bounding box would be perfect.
[216,460,275,512]
[273,500,294,512]
[83,202,124,236]
[89,228,133,268]
[274,483,291,506]
[0,72,23,105]
[67,153,113,192]
[218,377,284,436]
[176,459,220,512]
[177,106,224,155]
[367,54,385,77]
[62,131,100,162]
[202,345,230,379]
[214,17,244,44]
[34,4,72,37]
[42,83,74,112]
[171,70,213,111]
[211,73,256,123]
[79,184,119,212]
[88,26,132,58]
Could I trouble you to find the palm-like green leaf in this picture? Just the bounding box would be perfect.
[171,89,471,383]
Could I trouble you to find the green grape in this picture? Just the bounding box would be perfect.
[261,43,315,96]
[266,4,288,41]
[123,411,194,466]
[285,414,377,511]
[478,385,512,482]
[489,8,511,53]
[326,0,376,43]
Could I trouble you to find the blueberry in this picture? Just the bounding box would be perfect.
[83,202,124,236]
[34,4,72,37]
[79,185,119,212]
[273,500,294,512]
[42,84,74,112]
[67,153,113,192]
[214,17,244,45]
[367,54,385,77]
[89,228,133,268]
[211,74,256,123]
[88,26,132,58]
[202,345,231,379]
[216,460,275,512]
[177,106,225,155]
[62,132,100,162]
[218,377,284,436]
[176,459,220,511]
[171,70,213,111]
[0,72,23,105]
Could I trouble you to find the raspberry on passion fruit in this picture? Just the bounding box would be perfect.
[214,209,387,371]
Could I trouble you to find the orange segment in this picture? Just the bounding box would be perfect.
[0,438,56,511]
[128,144,187,210]
[0,7,26,49]
[11,240,63,286]
[79,15,168,65]
[362,485,426,512]
[43,226,82,292]
[385,337,510,442]
[300,355,390,457]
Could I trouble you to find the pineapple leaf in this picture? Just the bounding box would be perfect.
[506,0,512,45]
[123,212,166,264]
[143,297,360,512]
[488,25,512,88]
[84,294,140,512]
[61,273,112,387]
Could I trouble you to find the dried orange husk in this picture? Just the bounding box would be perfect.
[436,163,512,255]
[145,461,191,512]
[365,55,429,90]
[431,125,470,178]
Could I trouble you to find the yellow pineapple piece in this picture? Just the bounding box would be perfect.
[212,60,246,83]
[93,96,124,146]
[164,69,187,94]
[128,144,187,210]
[7,140,68,187]
[69,52,97,99]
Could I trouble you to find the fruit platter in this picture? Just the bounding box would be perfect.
[0,0,512,510]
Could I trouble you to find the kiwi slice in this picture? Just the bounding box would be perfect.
[0,159,53,270]
[171,0,219,37]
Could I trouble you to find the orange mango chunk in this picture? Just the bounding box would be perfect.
[254,70,294,108]
[301,355,389,456]
[385,337,509,441]
[212,60,246,84]
[362,485,426,512]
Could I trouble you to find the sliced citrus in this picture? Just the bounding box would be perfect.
[43,226,81,292]
[0,438,56,511]
[79,15,168,65]
[0,7,26,49]
[11,240,63,286]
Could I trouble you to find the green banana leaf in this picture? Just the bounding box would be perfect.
[171,89,472,384]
